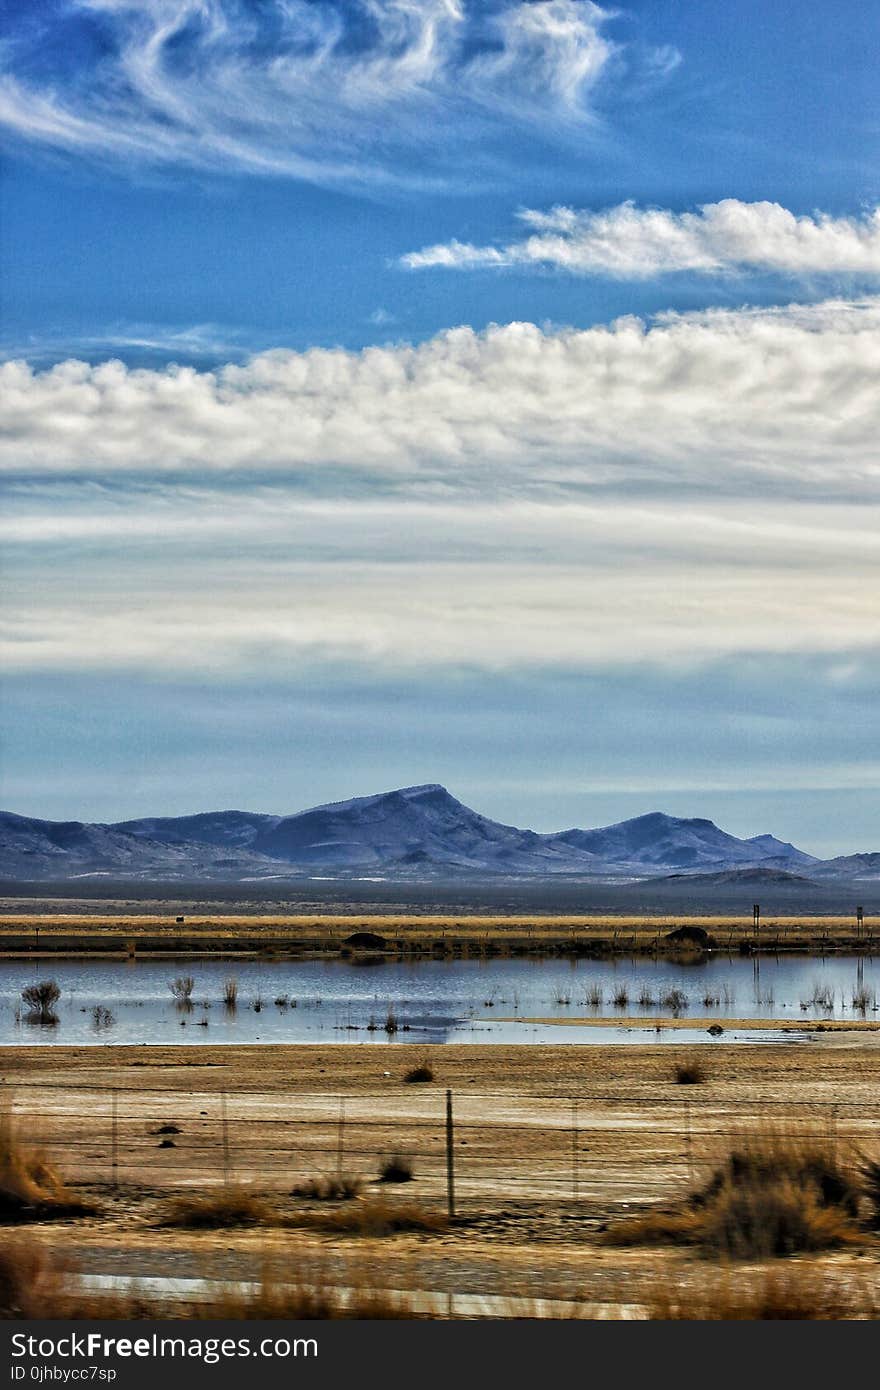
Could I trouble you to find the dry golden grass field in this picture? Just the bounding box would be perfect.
[3,1040,880,1318]
[0,906,873,956]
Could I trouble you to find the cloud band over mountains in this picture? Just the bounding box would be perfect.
[3,296,880,684]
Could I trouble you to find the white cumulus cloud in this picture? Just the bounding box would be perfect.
[402,199,880,278]
[3,298,880,496]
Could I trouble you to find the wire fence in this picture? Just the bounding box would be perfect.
[8,1080,880,1215]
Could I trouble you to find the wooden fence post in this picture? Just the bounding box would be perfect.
[221,1092,230,1186]
[445,1089,456,1219]
[111,1089,118,1190]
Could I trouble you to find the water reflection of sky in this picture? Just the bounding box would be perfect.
[1,955,875,1047]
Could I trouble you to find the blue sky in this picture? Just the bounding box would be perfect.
[1,0,879,852]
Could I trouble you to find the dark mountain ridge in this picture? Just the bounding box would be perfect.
[1,785,873,883]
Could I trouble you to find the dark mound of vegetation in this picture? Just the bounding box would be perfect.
[378,1154,414,1184]
[673,1061,706,1085]
[403,1061,435,1084]
[663,925,715,948]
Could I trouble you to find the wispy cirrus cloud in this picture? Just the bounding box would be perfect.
[0,322,256,368]
[0,0,660,185]
[402,199,880,277]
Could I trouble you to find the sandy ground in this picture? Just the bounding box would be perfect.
[5,1040,880,1316]
[501,1015,880,1033]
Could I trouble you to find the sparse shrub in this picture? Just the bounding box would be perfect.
[169,976,194,1005]
[403,1061,434,1084]
[803,982,835,1012]
[160,1187,273,1228]
[252,996,263,1013]
[638,986,655,1008]
[384,1009,398,1035]
[603,1129,861,1259]
[289,1198,445,1237]
[378,1153,413,1184]
[612,986,629,1008]
[90,1005,114,1029]
[661,988,688,1013]
[292,1175,362,1201]
[21,981,60,1025]
[701,991,720,1008]
[0,1112,94,1220]
[584,985,603,1008]
[274,994,289,1008]
[222,979,238,1010]
[674,1061,705,1085]
[852,985,876,1016]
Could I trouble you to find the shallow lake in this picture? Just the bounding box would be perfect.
[3,954,878,1046]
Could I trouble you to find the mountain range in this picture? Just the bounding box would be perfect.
[2,784,877,884]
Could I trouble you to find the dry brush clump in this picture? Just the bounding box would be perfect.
[288,1197,447,1238]
[159,1186,274,1229]
[0,1240,420,1320]
[603,1129,864,1259]
[851,984,877,1016]
[660,988,689,1013]
[378,1153,414,1184]
[292,1174,363,1201]
[648,1263,878,1320]
[673,1060,706,1085]
[858,1156,880,1227]
[0,1113,95,1221]
[0,1239,69,1317]
[403,1060,435,1084]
